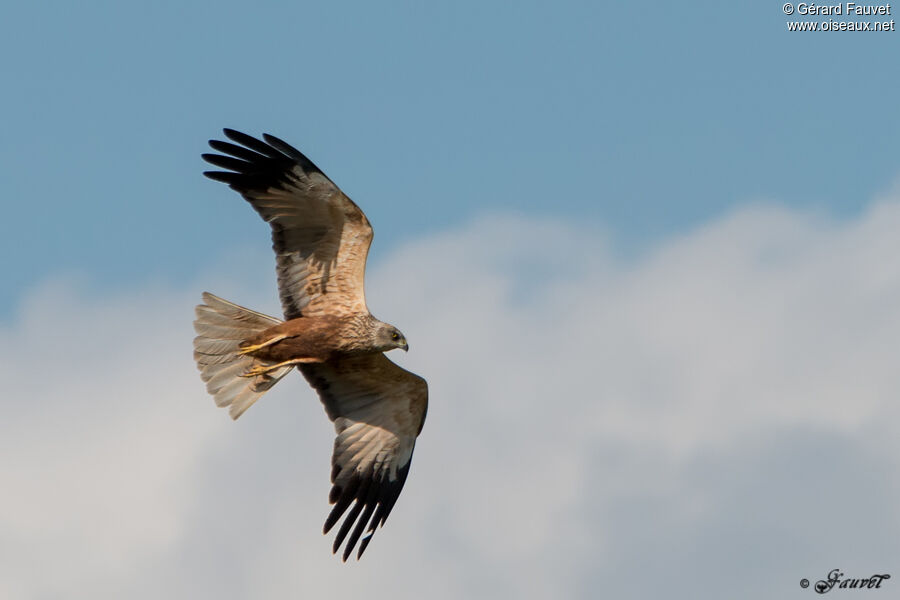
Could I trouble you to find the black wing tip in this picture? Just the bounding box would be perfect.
[205,128,326,178]
[333,500,365,557]
[261,132,305,160]
[210,128,285,160]
[201,129,299,188]
[207,128,252,151]
[221,127,258,144]
[324,462,413,561]
[357,532,374,559]
[202,170,238,183]
[200,153,232,168]
[211,128,278,149]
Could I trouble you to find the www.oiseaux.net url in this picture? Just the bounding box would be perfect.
[783,2,895,31]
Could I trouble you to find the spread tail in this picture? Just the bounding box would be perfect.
[193,292,291,419]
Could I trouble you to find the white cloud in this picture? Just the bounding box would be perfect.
[2,197,900,599]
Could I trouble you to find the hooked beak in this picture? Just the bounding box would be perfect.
[401,342,409,352]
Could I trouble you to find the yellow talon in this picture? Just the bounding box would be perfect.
[237,334,288,355]
[241,357,318,378]
[241,365,271,377]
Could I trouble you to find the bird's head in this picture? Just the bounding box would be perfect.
[376,323,409,352]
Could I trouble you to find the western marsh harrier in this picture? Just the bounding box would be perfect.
[193,129,428,561]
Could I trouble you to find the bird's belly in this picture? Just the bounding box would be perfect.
[257,336,333,362]
[241,317,343,363]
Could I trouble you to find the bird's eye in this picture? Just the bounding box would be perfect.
[391,332,400,341]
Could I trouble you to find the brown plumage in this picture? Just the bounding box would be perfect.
[192,129,427,561]
[240,314,382,363]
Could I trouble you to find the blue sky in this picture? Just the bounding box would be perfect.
[3,3,900,599]
[3,1,899,316]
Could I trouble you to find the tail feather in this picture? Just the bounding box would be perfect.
[193,292,292,419]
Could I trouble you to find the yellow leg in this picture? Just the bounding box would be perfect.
[241,357,320,377]
[237,333,289,355]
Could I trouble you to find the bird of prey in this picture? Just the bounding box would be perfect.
[193,129,428,561]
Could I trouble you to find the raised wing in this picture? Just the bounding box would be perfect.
[202,129,373,319]
[299,354,428,561]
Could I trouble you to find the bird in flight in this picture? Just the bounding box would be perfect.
[193,129,428,561]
